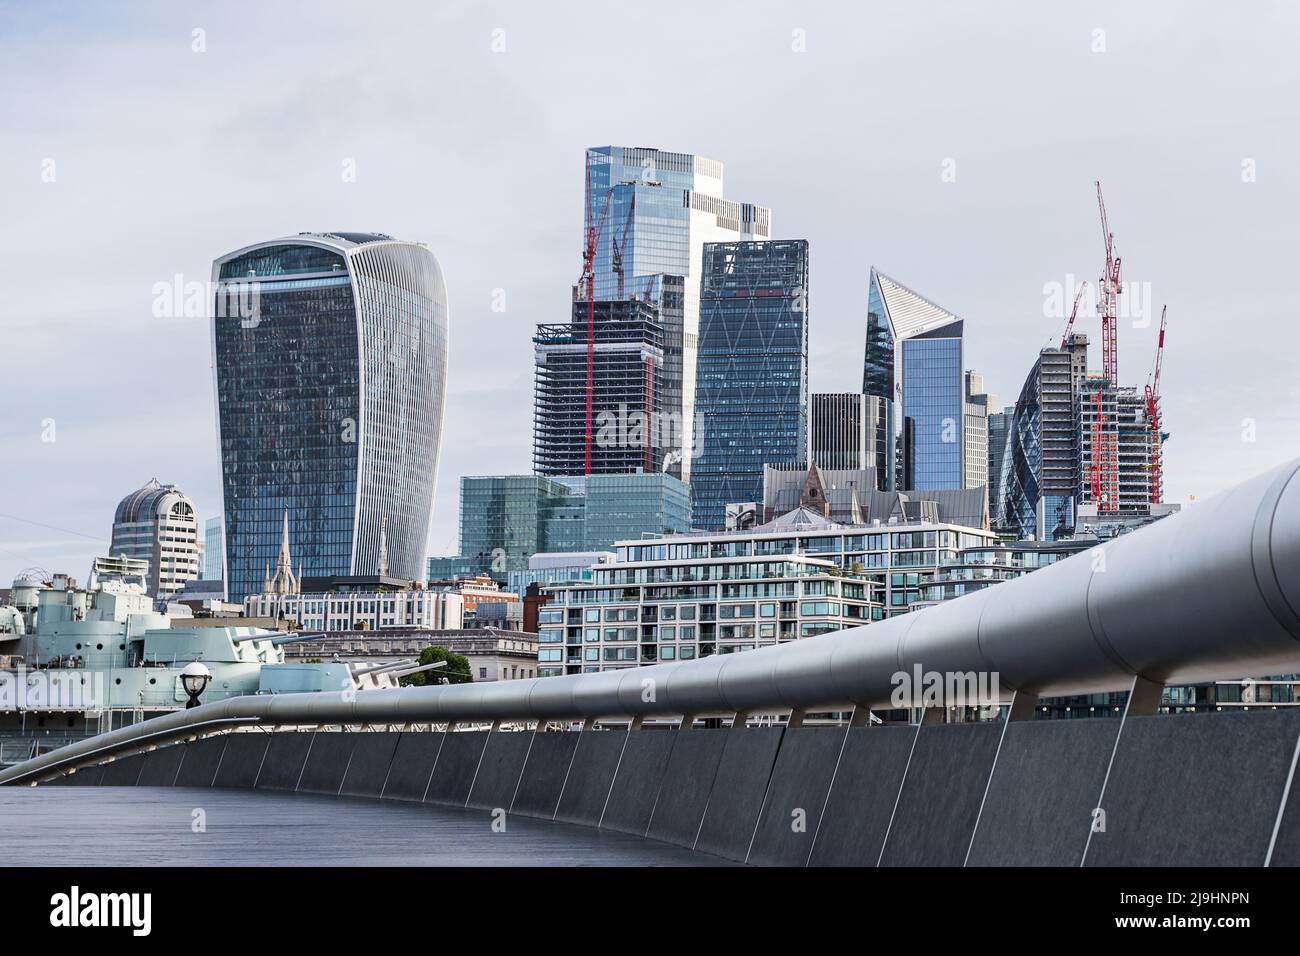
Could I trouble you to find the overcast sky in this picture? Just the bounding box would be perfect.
[1,0,1297,585]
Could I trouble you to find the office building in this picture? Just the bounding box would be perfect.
[533,298,666,476]
[109,479,203,601]
[810,392,892,475]
[900,322,966,490]
[866,269,992,492]
[211,232,449,603]
[427,473,691,582]
[691,239,809,530]
[585,146,771,480]
[986,405,1014,521]
[993,334,1090,539]
[963,371,993,491]
[202,516,223,581]
[864,269,960,490]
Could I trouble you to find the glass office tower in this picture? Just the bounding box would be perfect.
[202,516,223,581]
[585,147,771,480]
[211,232,449,603]
[691,240,809,531]
[428,473,691,582]
[901,322,965,490]
[868,269,984,493]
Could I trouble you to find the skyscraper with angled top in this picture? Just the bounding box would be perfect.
[866,268,987,492]
[211,232,449,603]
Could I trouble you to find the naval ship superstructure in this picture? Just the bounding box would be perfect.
[0,571,416,763]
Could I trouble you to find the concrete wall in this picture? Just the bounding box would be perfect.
[53,710,1300,866]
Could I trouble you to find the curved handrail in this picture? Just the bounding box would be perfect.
[6,456,1300,786]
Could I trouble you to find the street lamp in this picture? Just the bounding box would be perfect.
[180,661,212,709]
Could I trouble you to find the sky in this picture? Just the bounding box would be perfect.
[1,0,1297,585]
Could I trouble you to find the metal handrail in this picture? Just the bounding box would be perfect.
[5,456,1300,787]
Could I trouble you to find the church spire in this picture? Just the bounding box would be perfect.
[378,516,389,577]
[267,507,298,595]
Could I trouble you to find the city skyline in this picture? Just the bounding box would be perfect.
[4,1,1299,585]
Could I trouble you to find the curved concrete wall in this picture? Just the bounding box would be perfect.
[53,709,1300,867]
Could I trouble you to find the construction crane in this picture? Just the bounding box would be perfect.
[1060,281,1088,349]
[1092,182,1122,511]
[1095,181,1122,383]
[610,193,635,300]
[578,151,614,475]
[1144,305,1168,504]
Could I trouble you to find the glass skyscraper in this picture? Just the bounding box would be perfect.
[211,232,449,603]
[867,269,986,493]
[202,516,223,581]
[901,323,965,490]
[691,240,809,531]
[584,147,771,480]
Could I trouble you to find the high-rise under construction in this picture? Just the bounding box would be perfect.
[533,298,666,477]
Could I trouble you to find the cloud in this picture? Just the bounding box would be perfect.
[2,0,1298,584]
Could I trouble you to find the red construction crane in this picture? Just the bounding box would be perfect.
[1089,386,1118,510]
[611,193,635,300]
[1060,281,1088,349]
[578,151,614,475]
[1144,305,1168,504]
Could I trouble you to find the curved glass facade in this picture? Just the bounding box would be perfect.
[212,235,448,602]
[992,361,1042,538]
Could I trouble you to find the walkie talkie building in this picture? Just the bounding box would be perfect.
[211,232,449,603]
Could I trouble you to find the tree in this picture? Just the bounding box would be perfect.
[400,645,474,686]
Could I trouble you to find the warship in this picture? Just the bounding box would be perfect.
[0,568,422,764]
